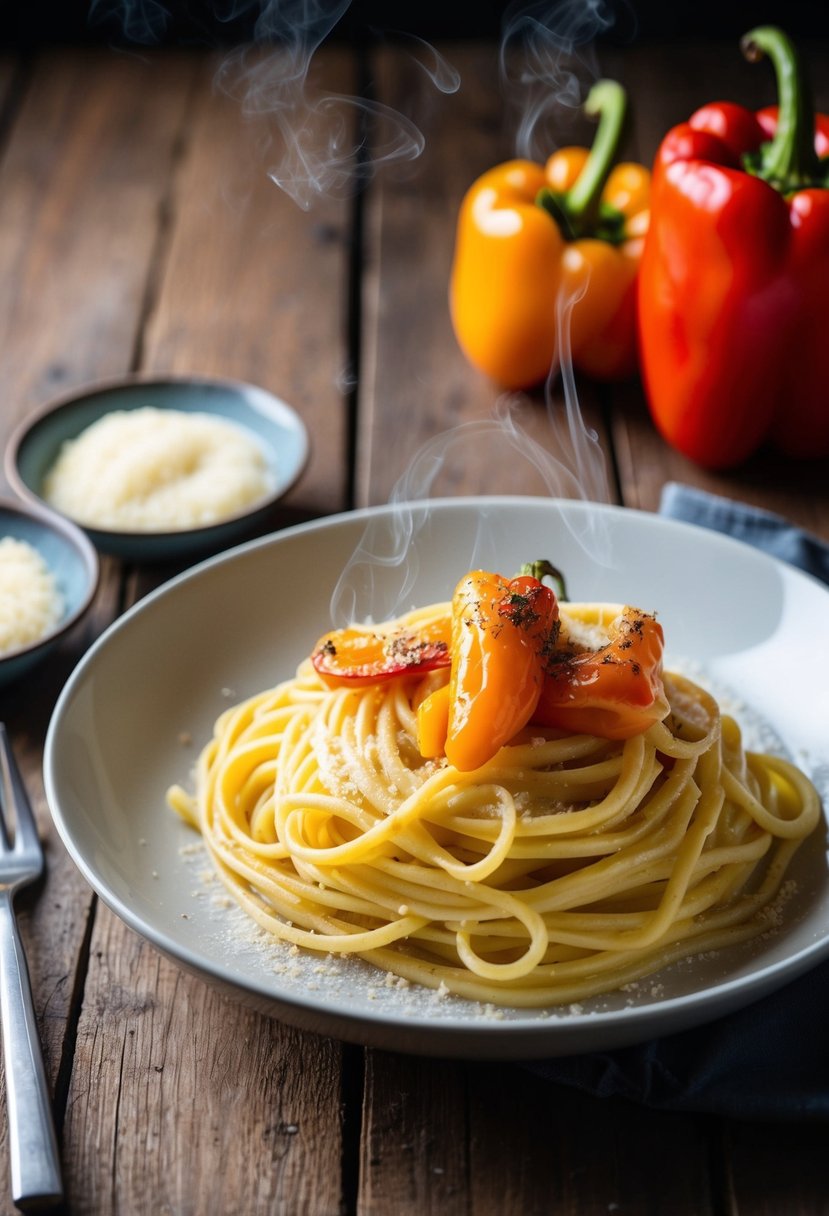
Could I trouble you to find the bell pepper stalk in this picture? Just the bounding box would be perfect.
[638,26,829,468]
[531,607,669,740]
[449,80,650,389]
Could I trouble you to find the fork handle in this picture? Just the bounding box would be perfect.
[0,894,63,1207]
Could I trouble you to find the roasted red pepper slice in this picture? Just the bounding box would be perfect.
[311,617,451,689]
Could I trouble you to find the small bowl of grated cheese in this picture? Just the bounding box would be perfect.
[0,498,99,686]
[6,375,309,561]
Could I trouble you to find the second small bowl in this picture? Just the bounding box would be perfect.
[0,498,99,687]
[6,375,310,562]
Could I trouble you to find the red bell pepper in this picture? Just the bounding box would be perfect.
[638,26,829,468]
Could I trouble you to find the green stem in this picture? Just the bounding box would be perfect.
[520,560,568,602]
[741,25,821,190]
[536,79,628,242]
[566,80,627,230]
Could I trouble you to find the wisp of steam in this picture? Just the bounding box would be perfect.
[500,0,615,159]
[214,1,459,210]
[90,0,460,211]
[330,390,612,627]
[330,0,619,627]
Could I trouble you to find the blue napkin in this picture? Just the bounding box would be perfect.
[525,483,829,1121]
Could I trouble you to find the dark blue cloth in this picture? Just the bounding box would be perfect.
[525,484,829,1121]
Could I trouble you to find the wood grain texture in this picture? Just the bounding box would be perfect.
[63,913,345,1216]
[141,49,356,519]
[361,1056,714,1216]
[0,49,200,458]
[360,1053,469,1215]
[467,1066,712,1216]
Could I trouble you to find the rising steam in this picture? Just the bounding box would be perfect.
[330,0,618,626]
[500,0,615,158]
[210,1,460,211]
[330,386,611,626]
[90,0,460,210]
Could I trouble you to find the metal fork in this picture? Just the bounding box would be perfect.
[0,724,63,1209]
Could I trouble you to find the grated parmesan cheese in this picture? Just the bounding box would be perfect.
[0,537,63,655]
[43,407,274,532]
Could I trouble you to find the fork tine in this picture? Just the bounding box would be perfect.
[0,724,41,862]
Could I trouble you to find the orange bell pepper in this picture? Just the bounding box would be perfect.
[449,80,649,389]
[532,606,669,739]
[442,565,561,772]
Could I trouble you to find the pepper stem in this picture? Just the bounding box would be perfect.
[741,25,822,191]
[536,79,628,242]
[566,80,627,230]
[520,560,568,602]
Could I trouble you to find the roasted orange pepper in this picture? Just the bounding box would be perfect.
[442,565,561,772]
[450,80,649,389]
[310,568,668,762]
[415,679,451,759]
[532,606,668,739]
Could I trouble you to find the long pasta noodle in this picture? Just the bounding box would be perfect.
[168,602,821,1008]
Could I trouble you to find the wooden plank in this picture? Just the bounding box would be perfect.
[62,912,345,1216]
[358,43,612,509]
[606,40,829,538]
[0,48,201,471]
[726,1121,829,1216]
[62,47,359,1215]
[141,50,356,519]
[360,1054,469,1215]
[467,1066,712,1216]
[0,50,197,1204]
[360,1054,715,1216]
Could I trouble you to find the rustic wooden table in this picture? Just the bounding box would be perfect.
[1,34,828,1216]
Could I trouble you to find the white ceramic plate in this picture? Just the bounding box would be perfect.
[44,498,829,1058]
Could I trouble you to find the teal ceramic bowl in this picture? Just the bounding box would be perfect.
[6,376,309,562]
[0,498,99,686]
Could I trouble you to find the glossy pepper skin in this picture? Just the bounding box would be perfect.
[450,80,649,389]
[442,567,560,772]
[638,27,829,468]
[311,617,450,688]
[532,607,668,740]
